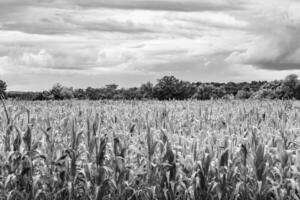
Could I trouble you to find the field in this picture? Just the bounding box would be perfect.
[1,100,300,200]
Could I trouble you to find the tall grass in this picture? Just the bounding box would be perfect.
[0,100,300,200]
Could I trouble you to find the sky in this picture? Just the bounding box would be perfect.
[0,0,300,91]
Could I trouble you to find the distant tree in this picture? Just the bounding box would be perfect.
[236,82,249,91]
[86,87,101,100]
[140,82,154,99]
[50,83,74,100]
[60,86,74,99]
[250,81,267,92]
[193,84,225,100]
[7,74,300,101]
[261,80,282,90]
[153,76,181,100]
[295,81,300,100]
[279,74,298,99]
[175,81,194,100]
[105,84,118,90]
[251,89,276,99]
[193,84,211,100]
[51,83,64,100]
[42,90,54,100]
[113,88,126,100]
[224,82,238,95]
[104,84,118,99]
[236,89,251,99]
[74,88,86,99]
[120,87,141,100]
[0,80,7,98]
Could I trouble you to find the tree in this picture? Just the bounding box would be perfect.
[193,84,225,100]
[41,90,54,100]
[104,84,118,99]
[224,82,238,95]
[140,82,154,99]
[250,81,267,92]
[86,87,101,100]
[279,74,298,99]
[121,87,141,100]
[0,80,7,98]
[50,83,74,100]
[105,84,118,90]
[74,88,86,99]
[251,89,276,99]
[236,89,251,99]
[51,83,64,100]
[153,76,181,100]
[60,86,74,99]
[6,74,300,101]
[295,82,300,100]
[174,81,194,100]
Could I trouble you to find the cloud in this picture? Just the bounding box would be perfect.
[166,11,249,30]
[226,0,300,70]
[72,18,155,34]
[93,38,239,74]
[2,0,300,91]
[1,19,77,35]
[0,0,244,13]
[19,49,54,68]
[73,0,242,12]
[226,27,300,70]
[1,7,246,37]
[0,45,101,73]
[0,6,79,35]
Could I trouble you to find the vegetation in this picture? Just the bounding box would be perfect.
[1,99,300,199]
[0,80,7,98]
[4,74,300,101]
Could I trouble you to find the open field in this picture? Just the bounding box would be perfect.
[1,100,300,200]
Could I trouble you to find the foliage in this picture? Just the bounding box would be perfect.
[153,76,182,100]
[193,84,226,100]
[50,83,74,100]
[236,89,252,99]
[140,82,154,99]
[251,89,277,99]
[0,100,300,199]
[0,80,7,97]
[5,74,300,100]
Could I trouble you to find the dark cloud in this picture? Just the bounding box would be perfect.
[46,65,90,70]
[76,19,155,34]
[74,0,242,12]
[0,0,246,36]
[0,0,245,14]
[252,62,300,70]
[226,26,300,70]
[1,21,75,35]
[1,15,154,35]
[0,0,54,15]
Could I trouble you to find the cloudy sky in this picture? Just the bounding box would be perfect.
[0,0,300,91]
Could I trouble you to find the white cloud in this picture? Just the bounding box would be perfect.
[0,0,300,90]
[19,49,54,68]
[166,11,249,29]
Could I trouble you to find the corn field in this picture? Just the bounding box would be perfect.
[1,99,300,200]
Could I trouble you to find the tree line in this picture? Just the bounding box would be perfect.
[2,74,300,100]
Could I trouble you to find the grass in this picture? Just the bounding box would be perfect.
[0,100,300,200]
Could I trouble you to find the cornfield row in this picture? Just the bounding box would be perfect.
[1,100,300,200]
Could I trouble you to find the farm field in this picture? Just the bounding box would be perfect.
[1,100,300,200]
